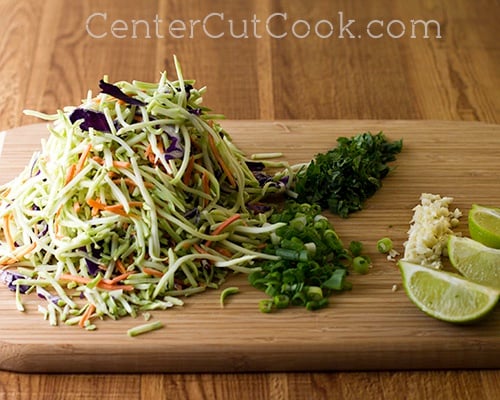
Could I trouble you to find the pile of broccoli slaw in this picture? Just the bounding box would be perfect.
[0,58,293,329]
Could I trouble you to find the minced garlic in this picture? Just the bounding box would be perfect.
[402,193,461,269]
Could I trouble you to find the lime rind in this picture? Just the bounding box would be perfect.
[398,260,499,324]
[468,204,500,249]
[447,236,500,291]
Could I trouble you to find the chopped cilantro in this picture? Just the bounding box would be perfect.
[293,132,402,217]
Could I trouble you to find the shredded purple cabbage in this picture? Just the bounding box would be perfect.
[252,171,288,190]
[85,259,100,276]
[245,161,266,171]
[247,202,272,214]
[187,105,203,115]
[69,108,111,132]
[0,270,30,293]
[164,126,184,160]
[79,245,102,276]
[99,80,145,106]
[184,207,200,224]
[36,287,61,305]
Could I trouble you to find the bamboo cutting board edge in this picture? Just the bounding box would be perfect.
[1,120,499,373]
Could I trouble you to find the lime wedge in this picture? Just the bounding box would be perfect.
[398,260,499,323]
[448,236,500,290]
[468,204,500,249]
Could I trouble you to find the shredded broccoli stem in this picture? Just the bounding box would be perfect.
[0,60,294,328]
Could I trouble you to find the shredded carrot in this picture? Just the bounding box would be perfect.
[142,267,164,278]
[92,156,104,164]
[59,273,90,285]
[58,273,134,292]
[73,202,81,213]
[113,161,131,168]
[157,137,165,154]
[0,256,17,266]
[65,144,92,186]
[87,198,106,216]
[79,303,96,328]
[87,198,106,209]
[90,156,131,170]
[215,247,233,258]
[183,156,195,186]
[75,144,92,174]
[207,134,236,187]
[107,271,134,285]
[3,215,16,251]
[14,242,37,259]
[97,282,134,291]
[64,164,76,185]
[53,206,64,239]
[205,214,241,247]
[103,202,142,216]
[193,243,208,254]
[115,260,127,274]
[145,144,155,164]
[103,205,128,216]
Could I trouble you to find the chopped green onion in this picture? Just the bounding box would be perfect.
[258,299,274,313]
[352,256,371,274]
[322,269,347,290]
[349,241,363,257]
[376,237,393,254]
[273,294,290,308]
[307,286,323,301]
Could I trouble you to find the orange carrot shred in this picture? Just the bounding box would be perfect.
[157,137,165,154]
[142,267,164,278]
[79,303,96,328]
[14,242,37,259]
[75,144,92,174]
[58,273,134,292]
[64,164,76,185]
[106,271,134,285]
[87,198,106,209]
[92,156,104,164]
[115,260,127,274]
[113,161,131,168]
[193,243,208,254]
[183,156,195,186]
[205,214,241,247]
[215,247,233,258]
[3,215,16,251]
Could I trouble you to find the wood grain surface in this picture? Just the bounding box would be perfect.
[0,0,499,399]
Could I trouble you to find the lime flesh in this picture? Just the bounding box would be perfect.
[448,236,500,290]
[398,260,499,324]
[468,204,500,249]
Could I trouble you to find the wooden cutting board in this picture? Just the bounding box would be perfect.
[0,120,499,373]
